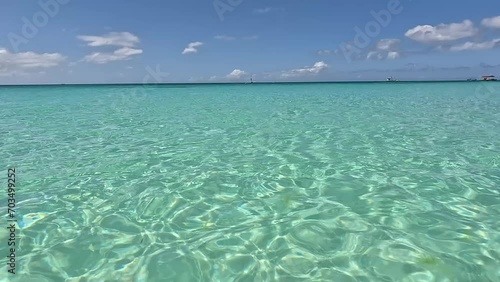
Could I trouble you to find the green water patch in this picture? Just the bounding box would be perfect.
[417,255,441,266]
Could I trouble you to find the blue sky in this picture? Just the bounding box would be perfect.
[1,0,500,84]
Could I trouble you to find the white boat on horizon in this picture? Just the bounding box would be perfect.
[481,75,497,81]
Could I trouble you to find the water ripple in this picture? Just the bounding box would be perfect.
[1,83,499,281]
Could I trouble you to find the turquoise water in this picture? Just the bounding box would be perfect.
[1,82,500,281]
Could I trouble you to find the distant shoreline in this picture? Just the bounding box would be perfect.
[1,80,499,87]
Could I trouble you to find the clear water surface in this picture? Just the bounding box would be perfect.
[0,82,499,281]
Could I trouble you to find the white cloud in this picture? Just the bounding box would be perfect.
[77,32,140,47]
[365,39,401,60]
[482,16,500,29]
[367,51,384,60]
[376,39,400,51]
[182,42,204,54]
[449,39,500,51]
[82,47,143,64]
[78,32,143,64]
[405,20,477,43]
[0,48,65,76]
[214,35,236,41]
[386,51,400,60]
[281,61,328,78]
[254,7,272,14]
[226,69,248,79]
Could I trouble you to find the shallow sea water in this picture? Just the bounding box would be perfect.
[1,82,500,281]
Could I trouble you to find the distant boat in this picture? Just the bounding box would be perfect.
[246,75,254,84]
[386,76,398,82]
[466,78,477,81]
[481,75,497,81]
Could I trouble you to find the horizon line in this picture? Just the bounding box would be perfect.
[1,79,499,87]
